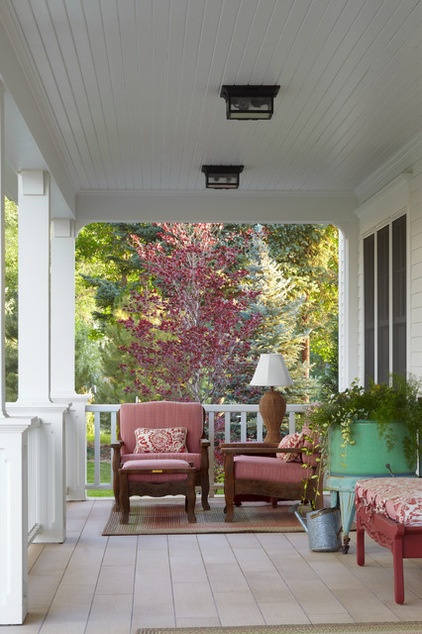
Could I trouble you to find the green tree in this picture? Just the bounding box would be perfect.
[121,223,262,403]
[75,223,159,399]
[266,224,339,394]
[5,199,19,401]
[74,222,339,404]
[228,227,307,403]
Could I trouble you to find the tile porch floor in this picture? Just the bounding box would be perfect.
[3,497,422,634]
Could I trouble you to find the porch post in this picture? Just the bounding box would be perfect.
[0,419,35,625]
[17,169,51,405]
[0,82,34,625]
[51,219,88,501]
[0,85,6,416]
[338,220,359,390]
[12,170,67,542]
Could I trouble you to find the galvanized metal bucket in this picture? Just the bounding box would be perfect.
[293,505,342,552]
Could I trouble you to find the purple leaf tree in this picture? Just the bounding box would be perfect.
[120,223,262,403]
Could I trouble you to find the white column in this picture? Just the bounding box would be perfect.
[0,419,35,625]
[0,82,34,626]
[14,170,67,541]
[51,218,76,398]
[17,170,51,405]
[338,221,359,390]
[0,84,6,416]
[51,219,88,500]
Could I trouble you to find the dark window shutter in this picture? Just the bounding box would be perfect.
[364,235,375,386]
[392,215,406,376]
[377,226,390,384]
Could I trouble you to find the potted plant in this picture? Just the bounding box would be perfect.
[305,374,422,478]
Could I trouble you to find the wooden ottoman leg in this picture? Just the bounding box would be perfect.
[224,454,235,522]
[119,470,130,524]
[201,469,211,511]
[392,534,405,604]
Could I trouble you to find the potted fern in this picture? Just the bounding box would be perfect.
[305,374,422,477]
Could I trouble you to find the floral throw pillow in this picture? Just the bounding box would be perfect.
[276,432,303,462]
[134,427,188,454]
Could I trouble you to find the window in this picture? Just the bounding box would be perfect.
[363,215,406,385]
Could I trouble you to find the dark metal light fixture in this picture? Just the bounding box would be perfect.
[201,165,244,189]
[220,85,280,120]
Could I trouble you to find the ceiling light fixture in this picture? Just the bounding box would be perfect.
[220,85,280,120]
[201,165,244,189]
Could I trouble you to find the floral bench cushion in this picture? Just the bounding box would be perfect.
[355,477,422,526]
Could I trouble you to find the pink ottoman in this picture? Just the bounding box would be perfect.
[119,458,196,524]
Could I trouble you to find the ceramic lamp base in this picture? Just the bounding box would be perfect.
[259,388,286,443]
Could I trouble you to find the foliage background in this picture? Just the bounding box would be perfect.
[3,208,339,406]
[74,221,338,405]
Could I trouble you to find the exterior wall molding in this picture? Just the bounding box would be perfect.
[356,173,412,234]
[356,134,422,204]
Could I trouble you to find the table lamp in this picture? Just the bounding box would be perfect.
[250,353,293,443]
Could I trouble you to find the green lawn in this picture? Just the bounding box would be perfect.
[86,431,114,497]
[86,460,113,497]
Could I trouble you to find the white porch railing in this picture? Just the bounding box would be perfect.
[85,403,309,494]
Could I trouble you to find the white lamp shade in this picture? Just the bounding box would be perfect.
[249,353,293,387]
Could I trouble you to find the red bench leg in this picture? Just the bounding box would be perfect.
[392,534,405,604]
[356,521,365,566]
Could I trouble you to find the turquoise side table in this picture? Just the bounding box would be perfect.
[326,473,361,553]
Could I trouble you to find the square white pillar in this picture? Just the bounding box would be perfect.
[0,418,35,625]
[17,170,51,405]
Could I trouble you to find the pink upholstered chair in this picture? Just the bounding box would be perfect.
[111,401,210,512]
[221,438,323,522]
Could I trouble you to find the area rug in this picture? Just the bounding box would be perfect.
[136,623,422,634]
[102,498,304,535]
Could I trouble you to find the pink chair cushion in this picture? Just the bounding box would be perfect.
[119,401,204,455]
[234,455,310,484]
[355,477,422,526]
[121,452,201,469]
[121,458,192,482]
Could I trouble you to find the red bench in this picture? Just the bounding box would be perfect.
[355,477,422,604]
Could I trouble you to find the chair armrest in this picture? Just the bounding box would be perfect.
[220,443,305,456]
[200,438,210,469]
[111,441,123,453]
[221,442,279,450]
[111,441,124,471]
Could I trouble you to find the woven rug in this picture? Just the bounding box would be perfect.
[136,623,422,634]
[102,498,304,535]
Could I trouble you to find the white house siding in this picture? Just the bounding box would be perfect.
[410,159,422,377]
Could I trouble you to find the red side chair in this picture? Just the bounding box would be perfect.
[221,437,323,522]
[111,401,210,512]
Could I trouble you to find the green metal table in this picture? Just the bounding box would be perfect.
[326,474,360,553]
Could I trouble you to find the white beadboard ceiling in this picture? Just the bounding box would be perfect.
[1,0,422,216]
